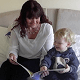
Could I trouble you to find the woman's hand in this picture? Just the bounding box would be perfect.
[9,53,18,65]
[40,66,49,78]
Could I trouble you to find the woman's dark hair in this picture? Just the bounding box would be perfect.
[12,0,52,37]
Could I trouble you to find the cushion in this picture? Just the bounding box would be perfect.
[56,9,80,34]
[0,26,9,66]
[5,23,15,38]
[71,35,80,63]
[5,24,13,38]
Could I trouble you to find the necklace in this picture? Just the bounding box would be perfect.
[26,27,39,34]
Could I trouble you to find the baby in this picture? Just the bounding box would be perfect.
[40,28,79,80]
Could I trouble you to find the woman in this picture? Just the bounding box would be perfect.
[0,0,54,80]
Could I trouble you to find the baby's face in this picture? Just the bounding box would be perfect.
[54,37,69,52]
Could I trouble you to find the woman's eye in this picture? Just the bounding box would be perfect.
[36,17,40,19]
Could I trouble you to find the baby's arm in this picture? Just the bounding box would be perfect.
[59,52,79,74]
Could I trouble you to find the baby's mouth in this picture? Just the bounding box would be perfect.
[55,46,60,50]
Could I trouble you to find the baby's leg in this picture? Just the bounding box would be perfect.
[43,71,59,80]
[58,73,78,80]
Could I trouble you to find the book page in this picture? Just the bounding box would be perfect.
[11,59,34,77]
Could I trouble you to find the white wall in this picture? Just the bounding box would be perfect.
[0,0,27,13]
[38,0,80,10]
[0,0,80,13]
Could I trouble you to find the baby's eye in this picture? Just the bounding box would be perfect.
[54,41,56,43]
[58,43,62,44]
[54,41,56,42]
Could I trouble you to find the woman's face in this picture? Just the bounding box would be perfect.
[26,17,40,28]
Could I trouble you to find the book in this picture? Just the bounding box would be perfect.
[11,59,65,80]
[11,59,34,77]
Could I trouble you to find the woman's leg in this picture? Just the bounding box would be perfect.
[0,59,14,80]
[0,56,40,80]
[12,56,40,80]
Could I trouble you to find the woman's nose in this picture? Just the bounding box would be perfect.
[32,19,36,23]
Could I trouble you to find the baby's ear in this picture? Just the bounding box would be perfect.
[67,42,71,47]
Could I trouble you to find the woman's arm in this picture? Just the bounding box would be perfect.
[40,24,54,61]
[9,30,19,62]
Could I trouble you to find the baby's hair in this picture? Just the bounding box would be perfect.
[54,28,75,45]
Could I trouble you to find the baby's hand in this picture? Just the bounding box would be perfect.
[64,64,70,73]
[40,66,49,78]
[58,64,70,74]
[40,66,47,71]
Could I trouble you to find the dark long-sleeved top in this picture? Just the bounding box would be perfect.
[40,47,79,73]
